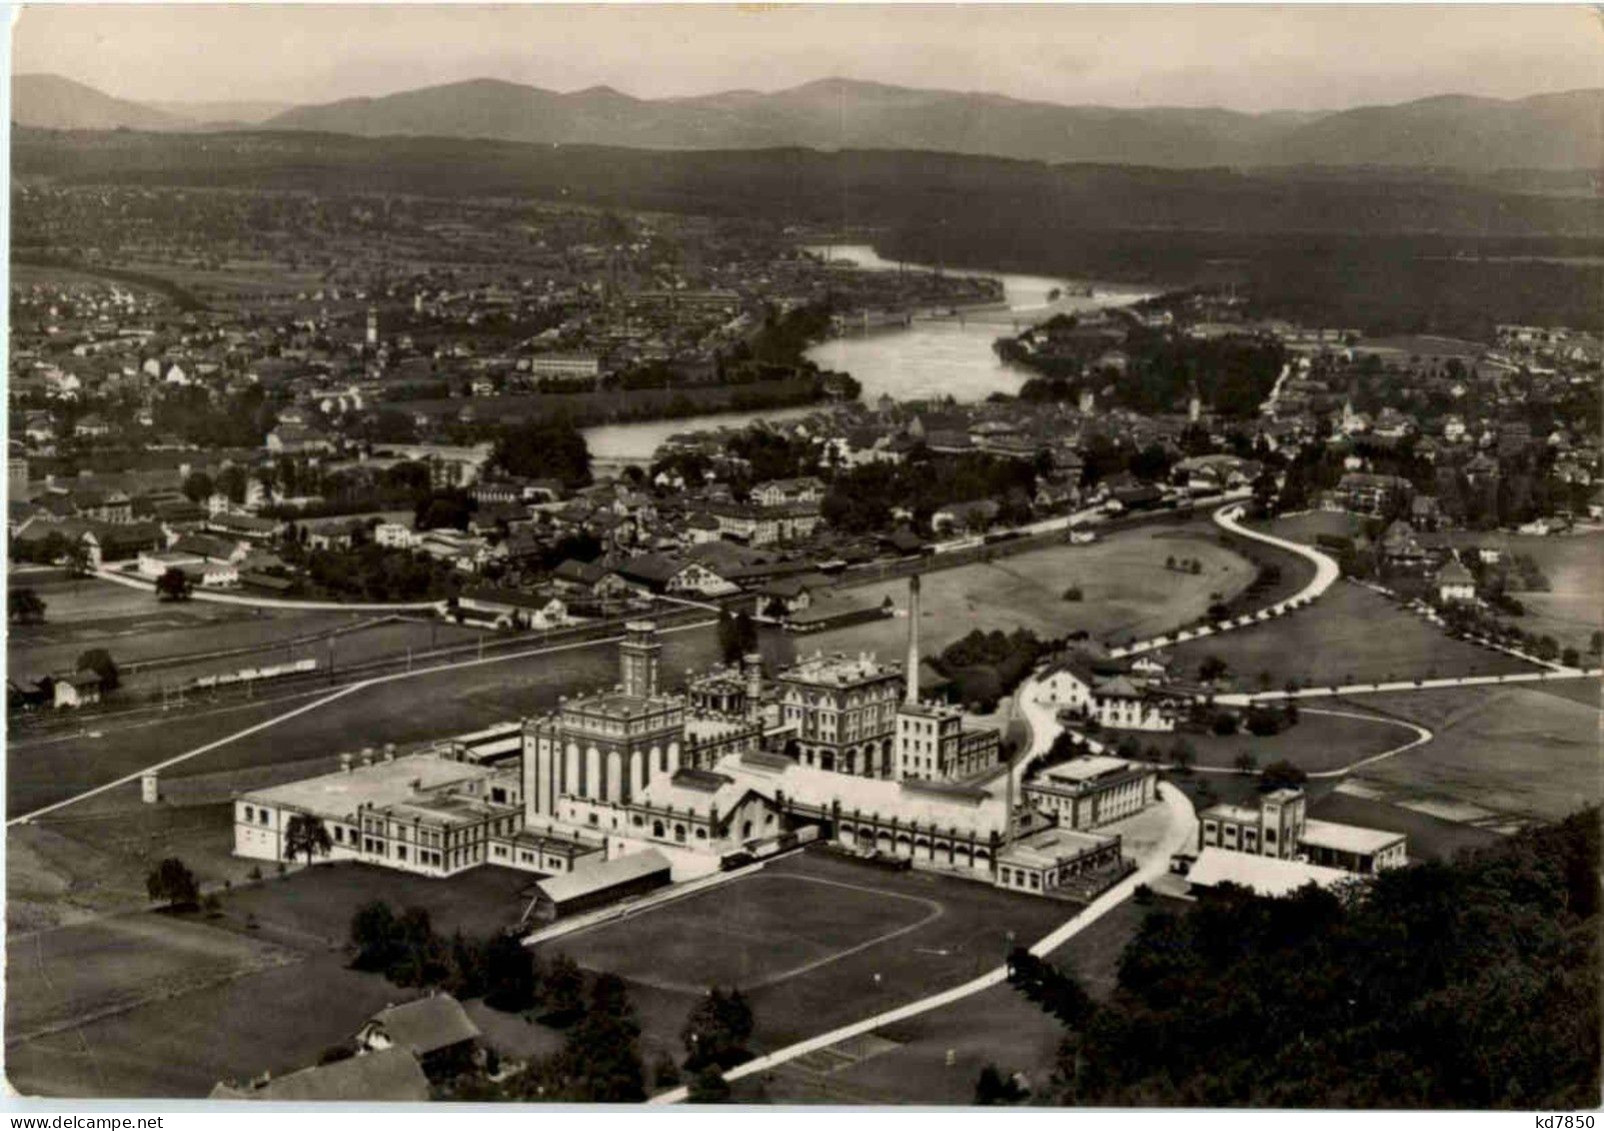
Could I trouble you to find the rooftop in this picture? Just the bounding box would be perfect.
[244,753,496,820]
[778,651,901,688]
[535,848,672,906]
[366,994,481,1056]
[1301,818,1407,856]
[1186,847,1352,897]
[1044,755,1134,784]
[1001,824,1119,869]
[209,1048,429,1103]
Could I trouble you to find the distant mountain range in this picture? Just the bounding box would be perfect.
[14,73,1602,171]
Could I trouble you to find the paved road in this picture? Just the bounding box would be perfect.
[647,781,1196,1105]
[1109,502,1341,659]
[1214,666,1601,707]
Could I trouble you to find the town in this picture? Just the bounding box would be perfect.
[7,8,1603,1113]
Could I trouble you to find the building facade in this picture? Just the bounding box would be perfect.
[775,651,903,777]
[1023,756,1159,830]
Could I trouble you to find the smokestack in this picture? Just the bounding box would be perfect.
[905,574,921,705]
[743,653,763,723]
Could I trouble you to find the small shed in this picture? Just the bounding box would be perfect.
[522,848,672,925]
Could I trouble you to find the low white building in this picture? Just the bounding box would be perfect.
[233,749,602,878]
[374,522,416,549]
[1024,755,1158,831]
[1185,847,1353,898]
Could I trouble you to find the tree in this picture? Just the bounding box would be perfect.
[181,469,214,503]
[76,647,119,692]
[975,1064,1027,1105]
[686,1065,731,1104]
[1234,751,1259,775]
[146,857,199,909]
[156,566,193,602]
[8,588,46,624]
[61,540,90,580]
[1562,647,1580,668]
[349,899,400,971]
[682,986,755,1072]
[493,418,592,486]
[541,952,586,1026]
[283,813,333,868]
[484,932,539,1012]
[1259,758,1307,792]
[1198,655,1229,682]
[716,609,758,665]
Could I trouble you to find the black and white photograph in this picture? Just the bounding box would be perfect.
[2,2,1600,1113]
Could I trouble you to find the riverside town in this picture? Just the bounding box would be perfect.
[4,3,1600,1118]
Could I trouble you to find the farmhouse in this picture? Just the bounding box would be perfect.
[1436,559,1477,604]
[1038,653,1180,732]
[210,1048,431,1103]
[356,995,480,1080]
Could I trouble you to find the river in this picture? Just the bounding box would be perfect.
[583,245,1151,463]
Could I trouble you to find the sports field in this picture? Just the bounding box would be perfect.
[1168,580,1540,690]
[558,872,944,993]
[805,525,1258,662]
[541,848,1070,1074]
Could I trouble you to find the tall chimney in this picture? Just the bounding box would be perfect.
[742,652,764,723]
[905,574,921,705]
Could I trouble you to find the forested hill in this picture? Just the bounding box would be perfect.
[14,127,1602,240]
[1031,808,1600,1108]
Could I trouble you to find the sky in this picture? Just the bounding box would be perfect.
[10,3,1603,113]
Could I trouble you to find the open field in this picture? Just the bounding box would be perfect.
[6,620,723,819]
[4,951,404,1099]
[1311,789,1504,862]
[541,848,1070,1078]
[735,896,1162,1104]
[1169,580,1541,689]
[217,860,536,946]
[1332,683,1602,825]
[803,525,1258,662]
[1167,706,1418,774]
[7,575,175,624]
[558,872,943,993]
[1253,510,1369,547]
[7,803,243,935]
[5,911,301,1048]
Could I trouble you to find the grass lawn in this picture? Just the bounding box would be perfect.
[4,952,404,1099]
[4,910,301,1046]
[1310,789,1502,863]
[218,861,538,946]
[1253,511,1369,547]
[6,621,724,819]
[1157,706,1418,774]
[6,575,173,625]
[541,847,1070,1081]
[555,872,942,993]
[800,524,1258,664]
[734,896,1165,1104]
[1334,684,1601,825]
[7,802,247,935]
[1168,580,1541,690]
